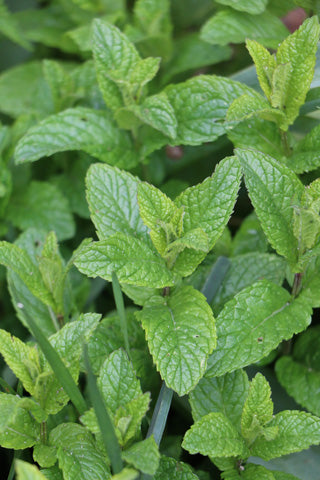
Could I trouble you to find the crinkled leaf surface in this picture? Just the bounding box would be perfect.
[206,280,312,377]
[290,124,320,173]
[216,0,267,13]
[122,436,160,474]
[136,285,216,396]
[74,233,174,287]
[50,423,111,480]
[175,157,241,249]
[15,108,139,169]
[201,10,288,49]
[251,411,320,460]
[86,164,148,242]
[154,457,199,480]
[237,149,304,265]
[6,181,75,241]
[165,76,251,145]
[246,39,276,100]
[189,369,249,431]
[182,412,248,457]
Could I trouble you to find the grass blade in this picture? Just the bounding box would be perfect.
[112,271,131,360]
[24,313,87,415]
[83,344,123,474]
[202,255,230,303]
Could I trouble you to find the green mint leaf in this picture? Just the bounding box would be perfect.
[246,39,276,100]
[0,0,32,49]
[241,373,274,442]
[241,464,299,480]
[111,469,139,480]
[165,76,251,145]
[206,280,312,377]
[15,108,139,169]
[0,393,39,449]
[0,329,39,395]
[86,164,149,242]
[16,460,48,480]
[154,457,199,480]
[132,0,171,39]
[42,60,74,113]
[276,356,320,417]
[215,0,267,14]
[166,228,209,255]
[275,16,320,128]
[136,285,216,396]
[236,148,304,265]
[227,93,286,126]
[290,124,320,173]
[299,257,320,308]
[75,234,174,287]
[122,436,160,474]
[0,241,54,308]
[49,423,111,480]
[33,444,57,468]
[200,10,288,49]
[182,412,248,457]
[175,157,242,249]
[0,61,52,118]
[40,465,63,480]
[189,370,249,431]
[128,93,177,139]
[6,181,75,241]
[250,410,320,460]
[212,252,286,313]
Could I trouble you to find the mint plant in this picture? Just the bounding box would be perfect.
[0,1,320,479]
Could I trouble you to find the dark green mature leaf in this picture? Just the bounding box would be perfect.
[212,253,286,313]
[136,285,216,396]
[154,457,199,479]
[165,76,251,145]
[6,181,75,241]
[237,149,304,265]
[206,280,312,377]
[201,10,288,49]
[74,234,174,287]
[15,108,139,169]
[290,124,320,173]
[86,163,148,242]
[182,412,248,457]
[251,411,320,460]
[189,370,249,431]
[50,423,111,480]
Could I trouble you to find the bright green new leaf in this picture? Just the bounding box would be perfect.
[251,410,320,460]
[276,356,320,417]
[215,0,267,14]
[212,253,286,313]
[128,57,161,89]
[0,329,39,395]
[154,457,199,480]
[128,93,177,139]
[136,285,216,396]
[165,76,251,145]
[227,93,285,126]
[206,280,312,377]
[86,164,148,242]
[6,181,75,241]
[122,436,160,474]
[275,16,320,127]
[241,373,275,442]
[166,228,209,255]
[246,39,276,100]
[201,10,288,49]
[16,460,48,480]
[0,394,40,449]
[50,423,111,480]
[182,412,248,457]
[189,370,249,431]
[0,241,54,308]
[111,469,139,480]
[237,149,304,265]
[14,108,139,169]
[175,156,242,249]
[75,233,174,287]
